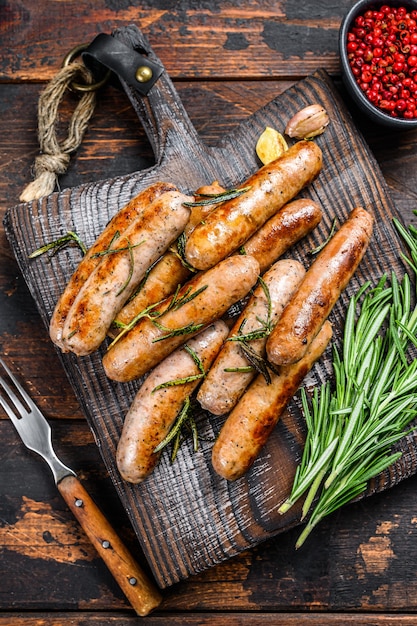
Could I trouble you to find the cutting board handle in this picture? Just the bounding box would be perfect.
[110,25,208,170]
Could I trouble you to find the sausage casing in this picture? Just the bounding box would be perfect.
[266,207,374,366]
[211,320,333,481]
[49,182,177,349]
[116,321,229,484]
[197,259,306,415]
[103,254,260,382]
[61,190,192,356]
[110,251,192,336]
[184,141,323,271]
[111,181,227,337]
[244,198,322,274]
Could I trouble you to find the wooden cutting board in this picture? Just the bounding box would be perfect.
[4,25,417,588]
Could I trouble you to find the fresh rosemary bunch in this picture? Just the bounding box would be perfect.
[280,264,417,548]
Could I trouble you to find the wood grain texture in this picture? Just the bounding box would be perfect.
[4,23,417,589]
[2,615,417,626]
[1,0,345,82]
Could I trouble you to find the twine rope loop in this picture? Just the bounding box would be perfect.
[20,60,97,203]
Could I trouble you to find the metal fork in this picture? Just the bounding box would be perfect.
[0,357,162,617]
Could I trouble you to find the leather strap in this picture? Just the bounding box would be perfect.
[82,33,164,96]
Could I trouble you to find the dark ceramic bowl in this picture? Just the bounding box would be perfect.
[339,0,417,128]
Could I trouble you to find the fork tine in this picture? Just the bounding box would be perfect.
[0,358,32,421]
[0,392,20,422]
[0,357,36,409]
[0,380,29,441]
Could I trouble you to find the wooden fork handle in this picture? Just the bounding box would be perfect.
[57,474,162,616]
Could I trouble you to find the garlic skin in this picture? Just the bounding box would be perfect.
[285,104,330,140]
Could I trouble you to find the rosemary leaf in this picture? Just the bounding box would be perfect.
[152,320,204,342]
[152,344,206,391]
[107,296,167,350]
[183,186,251,207]
[153,397,200,461]
[91,239,145,258]
[310,218,337,255]
[184,344,206,375]
[153,397,191,453]
[152,373,204,392]
[171,285,208,311]
[116,240,135,296]
[29,231,87,258]
[170,233,198,272]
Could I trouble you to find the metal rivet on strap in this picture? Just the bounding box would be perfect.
[135,65,153,83]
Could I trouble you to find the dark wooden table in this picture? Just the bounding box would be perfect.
[2,2,417,624]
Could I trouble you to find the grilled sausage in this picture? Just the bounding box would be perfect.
[197,259,306,415]
[116,321,229,484]
[266,207,374,366]
[103,254,260,382]
[110,182,226,337]
[110,251,192,337]
[212,320,333,481]
[184,141,323,271]
[49,182,177,349]
[243,198,322,274]
[61,190,192,356]
[184,180,227,237]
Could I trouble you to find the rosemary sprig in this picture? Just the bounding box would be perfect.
[310,218,337,255]
[227,277,273,343]
[239,341,280,383]
[170,285,208,311]
[29,231,87,259]
[90,237,146,296]
[125,256,161,303]
[117,240,136,296]
[183,186,251,207]
[152,320,204,342]
[280,266,417,548]
[152,345,206,391]
[224,365,254,373]
[393,217,417,274]
[153,397,199,462]
[108,296,167,350]
[226,277,278,382]
[147,284,207,341]
[91,241,145,258]
[109,283,207,348]
[169,233,198,272]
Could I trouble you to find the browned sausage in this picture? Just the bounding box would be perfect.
[110,181,226,337]
[61,190,192,356]
[103,254,260,382]
[110,251,192,336]
[184,180,227,237]
[211,320,333,481]
[197,259,306,415]
[49,181,177,349]
[243,198,322,274]
[116,321,229,484]
[266,207,374,366]
[184,141,323,271]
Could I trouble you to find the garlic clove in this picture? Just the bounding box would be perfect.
[285,104,330,140]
